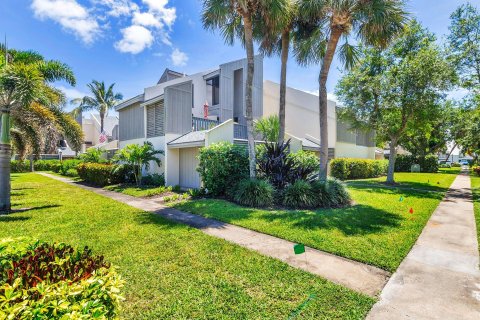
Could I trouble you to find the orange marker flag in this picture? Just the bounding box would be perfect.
[409,208,414,214]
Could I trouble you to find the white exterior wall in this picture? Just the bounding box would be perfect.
[335,142,376,159]
[263,80,336,148]
[119,136,166,175]
[205,119,234,146]
[165,133,181,186]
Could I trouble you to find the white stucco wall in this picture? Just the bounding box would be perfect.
[335,142,376,159]
[205,119,234,146]
[263,80,336,148]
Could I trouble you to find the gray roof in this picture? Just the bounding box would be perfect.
[167,130,207,146]
[115,94,144,111]
[301,138,320,150]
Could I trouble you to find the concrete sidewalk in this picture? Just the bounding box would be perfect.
[368,172,480,319]
[38,172,389,297]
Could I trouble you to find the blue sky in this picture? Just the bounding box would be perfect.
[0,0,477,110]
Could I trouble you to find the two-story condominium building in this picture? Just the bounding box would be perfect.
[115,56,375,189]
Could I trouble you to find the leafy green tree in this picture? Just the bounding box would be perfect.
[0,47,79,211]
[202,0,287,178]
[113,142,163,186]
[73,80,123,133]
[336,22,456,183]
[447,3,480,94]
[254,115,280,142]
[294,0,408,180]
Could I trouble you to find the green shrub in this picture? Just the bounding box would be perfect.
[395,154,438,173]
[312,179,351,208]
[288,150,319,181]
[141,173,165,186]
[0,237,123,319]
[64,168,78,177]
[282,180,316,208]
[473,166,480,176]
[79,147,107,163]
[188,188,206,198]
[77,163,124,186]
[451,162,461,167]
[197,142,249,196]
[233,179,274,208]
[439,163,451,168]
[330,158,388,180]
[330,158,349,180]
[10,160,29,173]
[59,159,82,176]
[34,160,61,172]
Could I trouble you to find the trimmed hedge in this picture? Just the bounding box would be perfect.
[77,163,126,186]
[394,154,438,173]
[330,158,388,180]
[0,237,123,319]
[197,142,249,196]
[10,160,30,173]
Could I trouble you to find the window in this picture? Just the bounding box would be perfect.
[146,101,165,138]
[206,76,220,105]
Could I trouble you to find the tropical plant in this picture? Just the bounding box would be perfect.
[282,179,316,208]
[256,139,295,189]
[0,237,123,319]
[79,147,106,163]
[72,80,123,133]
[233,178,274,207]
[113,142,163,186]
[311,178,351,208]
[335,21,455,183]
[254,115,280,142]
[0,46,81,211]
[294,0,408,180]
[202,0,287,178]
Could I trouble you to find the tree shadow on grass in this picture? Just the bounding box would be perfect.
[176,200,404,236]
[257,204,403,236]
[346,182,446,200]
[0,216,30,223]
[8,204,61,213]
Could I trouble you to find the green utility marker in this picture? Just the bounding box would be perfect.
[294,243,305,255]
[399,196,404,202]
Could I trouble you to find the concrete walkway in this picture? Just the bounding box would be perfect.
[38,172,389,297]
[368,172,480,319]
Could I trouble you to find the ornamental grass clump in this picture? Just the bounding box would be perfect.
[0,237,123,319]
[282,180,317,209]
[233,179,274,208]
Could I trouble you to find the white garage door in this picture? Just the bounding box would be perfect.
[179,147,201,189]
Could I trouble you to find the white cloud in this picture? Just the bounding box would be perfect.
[56,86,87,101]
[171,48,188,67]
[115,25,154,54]
[31,0,100,44]
[93,0,138,17]
[142,0,176,27]
[132,12,162,28]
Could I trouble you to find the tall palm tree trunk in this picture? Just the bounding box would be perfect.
[243,14,256,178]
[278,29,290,144]
[0,110,11,212]
[318,28,343,180]
[100,112,105,133]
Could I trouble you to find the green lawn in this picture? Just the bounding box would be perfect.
[104,183,173,197]
[3,173,374,319]
[438,167,462,175]
[173,173,457,272]
[471,174,480,255]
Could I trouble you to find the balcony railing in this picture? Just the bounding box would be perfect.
[234,123,247,139]
[192,117,219,131]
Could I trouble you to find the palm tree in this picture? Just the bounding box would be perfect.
[259,0,298,143]
[202,0,287,178]
[113,142,164,186]
[0,47,78,211]
[294,0,408,180]
[73,80,123,134]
